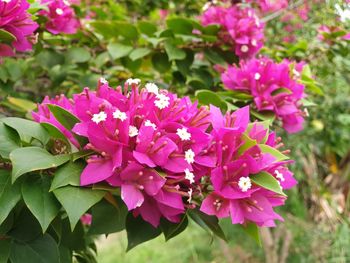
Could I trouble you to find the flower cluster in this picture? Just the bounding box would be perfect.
[33,79,296,227]
[39,0,80,35]
[247,0,288,13]
[200,5,265,59]
[221,57,306,133]
[0,0,38,59]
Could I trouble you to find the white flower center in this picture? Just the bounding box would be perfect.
[113,109,127,121]
[126,78,141,86]
[185,149,195,164]
[238,177,252,192]
[184,168,195,184]
[63,0,71,6]
[251,39,257,47]
[145,83,159,95]
[100,77,108,85]
[154,93,170,109]
[92,111,107,124]
[275,170,285,182]
[240,45,249,53]
[254,73,261,80]
[176,127,191,141]
[144,120,157,130]
[55,8,64,15]
[129,126,139,137]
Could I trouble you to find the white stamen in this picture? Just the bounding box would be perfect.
[91,111,107,124]
[55,8,64,15]
[187,188,193,203]
[240,45,249,53]
[184,168,195,184]
[145,120,157,130]
[185,149,195,164]
[129,126,139,137]
[126,78,141,86]
[238,177,252,192]
[251,39,257,47]
[145,83,159,95]
[254,73,261,80]
[113,109,127,121]
[176,127,191,141]
[154,93,170,109]
[275,170,285,182]
[100,77,108,85]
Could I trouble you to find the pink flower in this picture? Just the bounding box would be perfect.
[201,6,265,59]
[39,0,80,35]
[0,0,38,58]
[221,57,306,133]
[80,213,92,225]
[247,0,288,13]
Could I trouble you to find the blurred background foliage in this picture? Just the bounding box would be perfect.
[0,0,349,262]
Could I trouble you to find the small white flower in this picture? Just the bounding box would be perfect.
[145,83,159,95]
[145,120,157,130]
[154,94,170,109]
[254,73,261,80]
[238,177,252,192]
[176,127,191,141]
[92,111,107,124]
[240,45,249,53]
[293,69,300,77]
[1,0,11,3]
[185,149,195,164]
[202,2,211,11]
[129,126,139,137]
[184,168,195,184]
[63,0,71,5]
[113,109,127,121]
[126,78,141,86]
[55,8,64,15]
[187,188,193,203]
[251,39,257,47]
[275,170,285,182]
[100,77,108,85]
[304,108,309,117]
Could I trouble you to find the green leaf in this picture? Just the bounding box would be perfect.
[0,170,22,225]
[40,122,71,150]
[10,147,70,182]
[204,49,226,65]
[160,215,188,241]
[129,48,151,61]
[66,47,91,63]
[0,122,20,159]
[50,161,83,191]
[2,117,49,145]
[258,144,289,161]
[151,52,171,73]
[237,134,257,155]
[71,150,94,162]
[188,208,227,241]
[53,186,105,230]
[0,29,16,44]
[164,41,186,61]
[250,110,275,122]
[107,43,133,60]
[166,18,193,35]
[126,213,161,251]
[114,21,139,41]
[250,171,286,196]
[22,175,60,232]
[137,21,157,36]
[88,198,127,235]
[10,234,60,263]
[0,239,11,263]
[241,222,261,246]
[6,97,37,112]
[195,90,227,110]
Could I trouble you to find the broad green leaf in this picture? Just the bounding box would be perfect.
[10,234,59,263]
[107,43,133,60]
[2,117,49,145]
[0,212,13,235]
[166,17,193,35]
[59,246,72,263]
[195,90,227,110]
[0,239,11,263]
[0,29,16,44]
[237,134,257,155]
[204,49,226,65]
[250,171,286,196]
[160,215,188,241]
[258,144,289,161]
[50,161,83,191]
[40,122,71,150]
[164,41,186,61]
[114,21,139,41]
[88,198,127,235]
[137,21,157,36]
[250,110,275,122]
[71,150,94,161]
[241,222,261,246]
[0,170,22,225]
[151,52,171,73]
[188,208,227,241]
[201,24,221,35]
[60,219,85,251]
[0,122,20,159]
[218,90,253,100]
[126,213,161,251]
[6,97,37,112]
[53,186,105,230]
[10,147,70,182]
[66,47,91,63]
[22,175,60,232]
[129,48,151,61]
[175,50,194,75]
[90,21,116,38]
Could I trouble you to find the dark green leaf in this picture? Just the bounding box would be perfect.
[0,122,20,159]
[151,52,171,73]
[195,90,227,110]
[0,29,16,44]
[53,186,105,230]
[10,147,70,182]
[107,43,133,60]
[204,49,226,65]
[129,48,151,61]
[164,41,186,61]
[40,122,71,150]
[166,18,193,35]
[241,222,261,246]
[250,171,286,196]
[50,161,83,191]
[160,215,188,241]
[137,21,157,36]
[126,213,161,251]
[66,47,91,63]
[0,239,11,263]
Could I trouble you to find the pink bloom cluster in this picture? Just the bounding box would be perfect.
[222,58,306,133]
[0,0,38,59]
[200,5,265,59]
[247,0,288,13]
[318,25,350,44]
[39,0,80,35]
[33,79,296,227]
